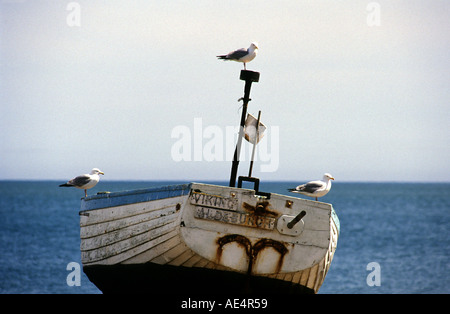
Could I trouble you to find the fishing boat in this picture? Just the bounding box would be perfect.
[79,70,340,294]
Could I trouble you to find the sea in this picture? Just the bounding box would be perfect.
[0,180,449,294]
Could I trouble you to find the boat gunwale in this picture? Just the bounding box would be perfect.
[80,183,192,212]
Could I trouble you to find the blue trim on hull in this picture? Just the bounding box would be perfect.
[331,208,340,234]
[80,183,192,211]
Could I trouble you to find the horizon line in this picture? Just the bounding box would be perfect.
[1,179,449,184]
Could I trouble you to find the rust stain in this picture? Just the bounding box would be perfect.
[216,234,252,265]
[242,201,278,217]
[216,234,288,275]
[252,238,288,274]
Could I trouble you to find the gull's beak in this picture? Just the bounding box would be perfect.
[99,171,105,175]
[330,177,335,180]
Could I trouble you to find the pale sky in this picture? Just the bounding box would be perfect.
[1,0,449,182]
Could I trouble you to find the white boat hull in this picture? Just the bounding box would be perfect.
[80,183,339,294]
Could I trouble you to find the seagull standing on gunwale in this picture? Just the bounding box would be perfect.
[288,173,335,201]
[217,42,258,70]
[59,168,104,197]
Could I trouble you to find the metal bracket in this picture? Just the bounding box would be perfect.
[277,212,306,236]
[238,176,271,199]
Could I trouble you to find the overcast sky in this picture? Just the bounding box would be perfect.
[1,0,449,182]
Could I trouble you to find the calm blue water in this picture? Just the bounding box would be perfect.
[0,180,449,294]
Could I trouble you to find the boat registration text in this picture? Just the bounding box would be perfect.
[190,192,238,210]
[193,206,275,230]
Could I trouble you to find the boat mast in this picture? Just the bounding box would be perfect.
[229,70,260,187]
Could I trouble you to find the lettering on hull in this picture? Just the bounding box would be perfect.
[190,192,238,210]
[194,206,275,230]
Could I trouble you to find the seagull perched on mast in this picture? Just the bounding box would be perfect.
[217,42,258,70]
[59,168,104,197]
[288,173,335,201]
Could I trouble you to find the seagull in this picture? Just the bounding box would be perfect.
[288,173,335,201]
[59,168,104,197]
[217,42,258,70]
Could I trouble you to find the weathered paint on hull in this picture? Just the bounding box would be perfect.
[79,183,339,294]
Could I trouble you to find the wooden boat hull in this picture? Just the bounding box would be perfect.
[79,183,339,294]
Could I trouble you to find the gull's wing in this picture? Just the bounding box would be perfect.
[217,48,248,60]
[67,174,92,187]
[296,181,325,193]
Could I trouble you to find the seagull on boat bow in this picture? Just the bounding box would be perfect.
[217,42,258,70]
[288,173,335,201]
[59,168,104,197]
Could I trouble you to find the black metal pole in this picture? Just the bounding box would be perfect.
[229,70,260,187]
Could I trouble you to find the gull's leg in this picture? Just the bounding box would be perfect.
[84,189,87,197]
